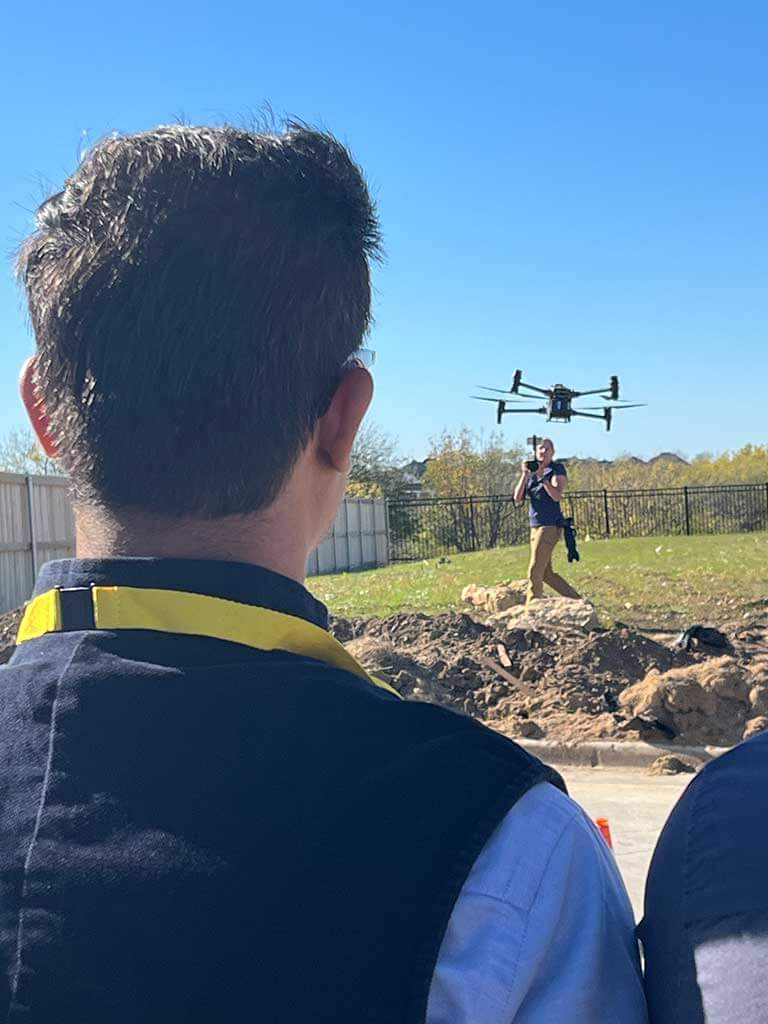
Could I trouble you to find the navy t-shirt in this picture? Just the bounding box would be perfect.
[642,732,768,1022]
[526,462,567,527]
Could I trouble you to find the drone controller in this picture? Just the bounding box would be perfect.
[526,436,539,473]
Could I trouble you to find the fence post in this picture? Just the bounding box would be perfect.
[383,498,391,567]
[468,496,477,551]
[25,474,39,581]
[602,489,610,537]
[683,486,691,536]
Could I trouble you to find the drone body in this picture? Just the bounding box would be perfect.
[472,370,644,431]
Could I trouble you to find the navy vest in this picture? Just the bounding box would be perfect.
[0,559,562,1023]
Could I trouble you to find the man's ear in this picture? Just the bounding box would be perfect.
[19,357,59,458]
[315,366,373,474]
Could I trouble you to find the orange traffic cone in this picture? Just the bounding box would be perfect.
[595,817,613,850]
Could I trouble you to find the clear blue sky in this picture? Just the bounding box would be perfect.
[2,1,766,462]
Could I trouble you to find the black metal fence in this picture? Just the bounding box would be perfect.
[387,482,768,562]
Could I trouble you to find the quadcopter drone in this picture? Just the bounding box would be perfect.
[472,369,644,431]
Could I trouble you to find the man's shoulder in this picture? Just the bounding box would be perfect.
[551,461,567,476]
[692,731,768,807]
[652,734,768,921]
[464,781,615,912]
[660,734,768,853]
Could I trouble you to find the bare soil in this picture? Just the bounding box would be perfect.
[0,609,22,666]
[3,603,766,746]
[332,612,768,746]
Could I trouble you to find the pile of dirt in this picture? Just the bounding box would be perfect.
[620,655,768,746]
[3,592,765,747]
[0,609,22,666]
[331,611,717,744]
[646,754,700,776]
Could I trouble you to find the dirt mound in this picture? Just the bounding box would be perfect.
[0,609,21,666]
[744,716,768,740]
[619,657,765,746]
[646,754,700,775]
[331,612,706,744]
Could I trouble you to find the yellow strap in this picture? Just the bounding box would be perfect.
[17,586,400,700]
[16,589,61,642]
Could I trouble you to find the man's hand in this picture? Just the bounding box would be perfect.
[513,462,530,505]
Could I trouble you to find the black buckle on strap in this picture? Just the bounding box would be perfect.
[57,587,96,631]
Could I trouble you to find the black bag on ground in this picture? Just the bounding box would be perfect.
[674,624,731,653]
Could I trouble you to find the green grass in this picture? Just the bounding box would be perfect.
[307,532,768,628]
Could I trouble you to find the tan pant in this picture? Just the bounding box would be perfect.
[526,526,581,603]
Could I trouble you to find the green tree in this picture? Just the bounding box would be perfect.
[424,428,523,498]
[347,422,405,498]
[0,428,57,475]
[422,429,525,551]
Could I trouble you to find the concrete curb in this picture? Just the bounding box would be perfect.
[518,739,731,769]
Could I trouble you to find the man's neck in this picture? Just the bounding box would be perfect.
[74,505,311,584]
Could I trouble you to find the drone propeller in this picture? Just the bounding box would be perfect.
[474,390,530,403]
[579,403,646,411]
[476,386,530,398]
[471,395,529,404]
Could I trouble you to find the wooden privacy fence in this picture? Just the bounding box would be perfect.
[0,473,388,615]
[0,473,74,615]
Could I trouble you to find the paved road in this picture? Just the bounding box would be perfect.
[561,766,692,918]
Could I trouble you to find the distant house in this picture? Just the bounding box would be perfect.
[398,459,431,497]
[648,452,689,466]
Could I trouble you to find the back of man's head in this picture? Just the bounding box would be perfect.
[18,122,381,518]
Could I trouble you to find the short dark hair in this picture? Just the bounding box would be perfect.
[18,122,381,516]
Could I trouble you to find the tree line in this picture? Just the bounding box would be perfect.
[3,424,768,496]
[347,426,768,499]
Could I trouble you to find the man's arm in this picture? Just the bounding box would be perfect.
[540,465,566,503]
[513,461,530,505]
[427,782,647,1024]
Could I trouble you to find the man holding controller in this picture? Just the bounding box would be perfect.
[514,437,581,604]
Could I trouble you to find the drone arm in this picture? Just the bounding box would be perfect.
[572,387,613,398]
[572,409,613,431]
[516,382,551,397]
[570,410,606,422]
[499,406,548,416]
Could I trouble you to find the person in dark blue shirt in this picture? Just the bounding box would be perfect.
[642,730,768,1022]
[513,438,580,603]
